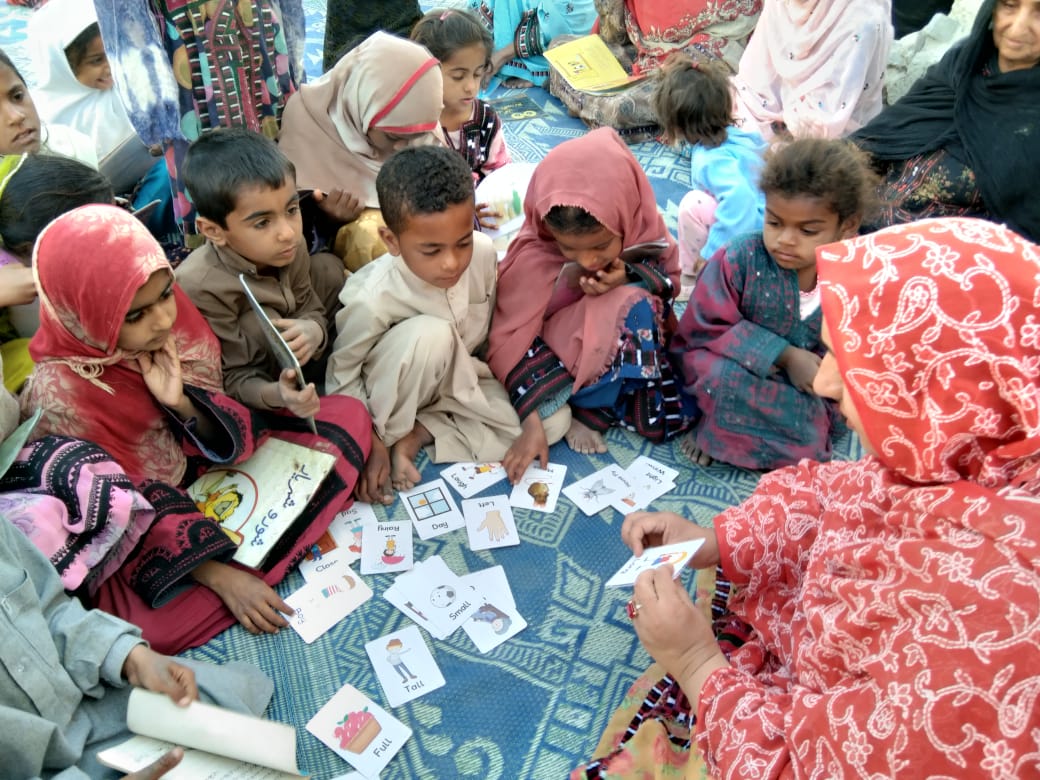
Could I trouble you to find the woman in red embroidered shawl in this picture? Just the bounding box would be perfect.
[21,204,371,655]
[573,216,1040,778]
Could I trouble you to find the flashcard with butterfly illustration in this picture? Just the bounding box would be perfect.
[441,461,508,498]
[462,495,519,550]
[360,519,413,575]
[459,566,527,653]
[398,478,465,540]
[285,570,373,643]
[307,683,410,777]
[508,463,567,513]
[298,502,373,582]
[562,464,632,516]
[364,625,445,708]
[608,455,678,514]
[603,539,705,588]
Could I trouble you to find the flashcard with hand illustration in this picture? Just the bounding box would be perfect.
[608,455,678,514]
[298,503,373,582]
[604,539,705,588]
[508,463,567,513]
[360,519,413,575]
[441,461,508,498]
[563,464,632,516]
[307,683,410,777]
[462,495,518,550]
[398,478,465,540]
[286,570,373,643]
[365,625,445,708]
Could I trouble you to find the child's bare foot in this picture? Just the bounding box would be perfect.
[390,423,432,490]
[678,430,713,466]
[565,418,608,455]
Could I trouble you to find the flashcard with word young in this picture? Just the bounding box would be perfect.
[460,566,527,653]
[608,456,679,514]
[298,503,374,582]
[603,539,706,589]
[441,461,508,498]
[307,684,410,777]
[365,625,445,708]
[360,519,413,575]
[508,463,567,513]
[398,479,465,540]
[286,570,373,643]
[462,495,519,550]
[562,464,633,516]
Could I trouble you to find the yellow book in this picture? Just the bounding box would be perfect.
[544,34,646,94]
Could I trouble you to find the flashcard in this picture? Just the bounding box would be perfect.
[398,479,465,540]
[365,625,445,708]
[608,456,678,514]
[462,495,519,550]
[285,570,373,643]
[508,463,567,513]
[298,503,372,582]
[459,566,527,653]
[459,564,516,609]
[441,461,508,498]
[563,464,632,516]
[360,519,413,575]
[307,683,411,777]
[604,539,705,588]
[386,556,480,639]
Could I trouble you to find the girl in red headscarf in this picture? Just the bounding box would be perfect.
[20,204,371,654]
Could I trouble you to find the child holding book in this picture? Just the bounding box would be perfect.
[175,128,346,417]
[326,145,567,502]
[653,55,767,294]
[672,138,875,470]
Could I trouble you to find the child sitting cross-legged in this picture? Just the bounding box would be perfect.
[175,127,346,417]
[326,144,569,503]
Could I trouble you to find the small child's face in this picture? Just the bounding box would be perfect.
[762,193,858,274]
[439,43,487,121]
[382,200,475,289]
[118,270,177,353]
[0,64,41,154]
[546,223,623,274]
[198,178,303,270]
[73,35,113,91]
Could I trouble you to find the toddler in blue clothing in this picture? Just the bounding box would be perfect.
[653,55,767,296]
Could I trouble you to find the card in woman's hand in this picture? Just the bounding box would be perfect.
[604,539,705,588]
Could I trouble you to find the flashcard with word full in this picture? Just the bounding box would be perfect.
[286,570,373,643]
[508,463,567,513]
[441,461,508,498]
[604,539,705,588]
[298,503,374,582]
[307,684,410,777]
[462,495,519,550]
[360,519,413,575]
[365,625,445,707]
[398,479,465,540]
[562,464,632,516]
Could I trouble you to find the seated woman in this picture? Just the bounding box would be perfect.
[19,204,372,655]
[278,32,444,271]
[572,216,1040,777]
[733,0,893,140]
[487,128,693,482]
[851,0,1040,242]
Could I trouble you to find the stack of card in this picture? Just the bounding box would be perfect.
[563,456,678,516]
[307,683,411,778]
[383,556,480,639]
[459,565,527,653]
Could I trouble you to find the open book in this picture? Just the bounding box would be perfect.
[186,437,337,568]
[544,34,646,94]
[97,689,305,779]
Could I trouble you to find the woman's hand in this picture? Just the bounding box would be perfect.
[137,335,185,410]
[0,264,36,307]
[193,561,292,634]
[276,368,320,419]
[503,413,548,484]
[313,188,363,224]
[621,511,720,566]
[122,644,198,706]
[777,346,822,393]
[272,318,324,366]
[579,258,627,296]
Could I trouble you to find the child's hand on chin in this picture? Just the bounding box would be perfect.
[137,336,185,409]
[578,258,627,296]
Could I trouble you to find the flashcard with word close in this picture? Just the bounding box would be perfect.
[298,502,374,582]
[460,565,527,653]
[462,495,519,550]
[285,570,373,643]
[365,625,445,708]
[360,519,413,575]
[307,683,411,777]
[508,462,567,513]
[604,539,705,589]
[398,478,465,540]
[562,464,633,516]
[441,461,508,498]
[608,455,679,514]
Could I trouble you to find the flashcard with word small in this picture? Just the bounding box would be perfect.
[563,464,632,516]
[360,519,413,575]
[286,570,373,643]
[307,684,410,777]
[604,539,705,588]
[398,479,465,540]
[385,557,480,639]
[508,463,567,513]
[365,625,445,708]
[298,503,374,582]
[462,495,519,550]
[441,461,508,498]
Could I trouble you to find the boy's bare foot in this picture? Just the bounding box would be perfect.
[357,435,394,505]
[678,430,713,466]
[390,422,432,491]
[565,418,608,455]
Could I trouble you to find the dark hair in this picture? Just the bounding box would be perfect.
[759,138,878,224]
[376,144,474,234]
[65,23,102,76]
[0,155,114,257]
[410,8,492,63]
[182,127,295,227]
[0,48,27,85]
[652,55,731,148]
[543,205,603,235]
